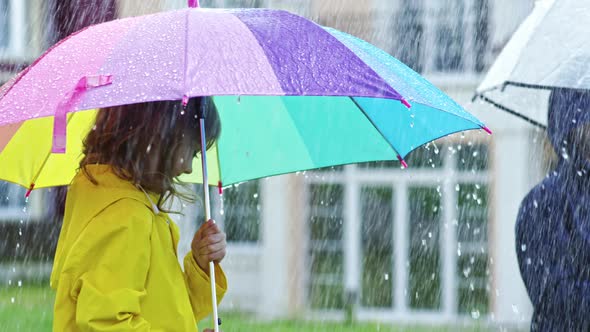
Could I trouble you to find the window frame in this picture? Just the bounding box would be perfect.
[304,137,492,322]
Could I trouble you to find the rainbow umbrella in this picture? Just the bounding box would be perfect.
[0,3,490,330]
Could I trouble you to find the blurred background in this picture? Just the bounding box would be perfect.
[1,0,551,330]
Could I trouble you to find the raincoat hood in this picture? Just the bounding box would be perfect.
[547,88,590,162]
[50,165,158,289]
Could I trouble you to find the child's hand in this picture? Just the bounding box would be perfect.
[191,219,227,274]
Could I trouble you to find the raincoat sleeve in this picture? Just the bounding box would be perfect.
[68,199,157,331]
[516,188,590,319]
[183,252,227,321]
[515,189,550,306]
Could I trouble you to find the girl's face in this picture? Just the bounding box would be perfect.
[171,135,198,177]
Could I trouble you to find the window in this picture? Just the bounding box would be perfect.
[0,181,26,221]
[0,0,8,49]
[393,0,490,74]
[456,183,489,315]
[199,0,264,8]
[360,186,393,308]
[308,183,344,309]
[408,186,442,310]
[393,0,424,73]
[221,181,261,243]
[0,0,26,57]
[306,140,491,319]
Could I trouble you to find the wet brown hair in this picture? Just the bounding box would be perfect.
[80,97,221,211]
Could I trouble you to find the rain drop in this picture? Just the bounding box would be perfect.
[521,244,527,252]
[471,310,480,320]
[463,267,471,277]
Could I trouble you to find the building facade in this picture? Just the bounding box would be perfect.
[1,0,540,328]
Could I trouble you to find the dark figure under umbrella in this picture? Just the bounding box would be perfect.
[516,89,590,331]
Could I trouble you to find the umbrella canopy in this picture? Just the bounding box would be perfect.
[0,6,490,331]
[474,0,590,128]
[0,8,489,191]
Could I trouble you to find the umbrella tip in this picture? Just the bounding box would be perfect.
[188,0,199,8]
[25,183,35,198]
[481,126,493,135]
[397,155,408,169]
[400,98,411,109]
[218,181,223,195]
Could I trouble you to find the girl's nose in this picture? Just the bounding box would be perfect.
[183,160,193,175]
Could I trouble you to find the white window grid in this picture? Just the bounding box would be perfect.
[304,141,491,321]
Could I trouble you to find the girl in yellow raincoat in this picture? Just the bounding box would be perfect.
[50,97,227,331]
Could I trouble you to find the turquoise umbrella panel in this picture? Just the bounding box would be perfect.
[213,95,397,186]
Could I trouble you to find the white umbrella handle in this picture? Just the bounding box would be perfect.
[199,117,220,332]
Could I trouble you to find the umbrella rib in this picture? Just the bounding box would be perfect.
[477,93,547,129]
[348,96,403,159]
[504,81,557,91]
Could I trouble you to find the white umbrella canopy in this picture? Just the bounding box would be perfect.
[475,0,590,128]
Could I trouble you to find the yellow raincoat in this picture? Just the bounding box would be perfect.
[50,165,227,331]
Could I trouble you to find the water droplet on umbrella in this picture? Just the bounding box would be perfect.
[521,244,527,252]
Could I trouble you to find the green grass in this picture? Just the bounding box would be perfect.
[1,285,493,331]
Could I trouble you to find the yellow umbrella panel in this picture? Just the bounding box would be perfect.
[0,109,221,193]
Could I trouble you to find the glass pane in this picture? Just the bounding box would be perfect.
[309,282,344,309]
[405,143,445,168]
[360,186,393,308]
[408,187,442,310]
[0,181,11,208]
[457,183,489,243]
[0,0,8,49]
[394,0,424,73]
[309,184,344,241]
[457,254,490,315]
[223,0,264,8]
[456,183,490,315]
[473,0,490,73]
[223,181,260,242]
[434,0,465,72]
[312,165,344,173]
[359,143,444,169]
[0,181,25,210]
[358,160,399,169]
[308,184,344,309]
[456,143,489,171]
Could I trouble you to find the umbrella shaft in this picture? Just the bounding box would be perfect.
[199,118,220,332]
